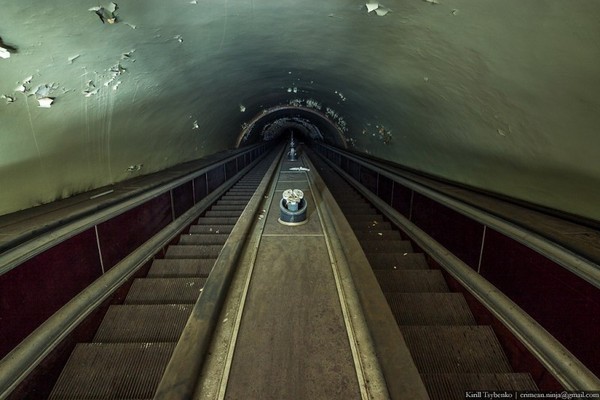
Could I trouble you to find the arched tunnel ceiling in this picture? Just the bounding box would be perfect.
[1,1,600,221]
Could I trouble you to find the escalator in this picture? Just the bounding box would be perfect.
[3,144,597,400]
[47,156,274,399]
[308,151,539,399]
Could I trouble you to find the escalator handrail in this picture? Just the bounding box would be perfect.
[317,143,600,291]
[320,152,600,390]
[0,143,268,277]
[0,152,269,400]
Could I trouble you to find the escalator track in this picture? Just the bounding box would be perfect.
[47,155,275,399]
[308,151,539,400]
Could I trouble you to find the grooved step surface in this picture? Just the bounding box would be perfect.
[178,234,228,245]
[349,220,392,230]
[339,205,376,214]
[368,253,429,270]
[49,342,175,399]
[421,373,538,400]
[360,239,414,253]
[210,204,246,211]
[189,225,233,234]
[385,293,476,325]
[125,277,206,304]
[165,244,222,259]
[196,217,239,225]
[353,229,403,240]
[205,210,243,218]
[94,304,193,342]
[148,259,215,277]
[402,326,513,374]
[348,214,385,223]
[376,270,449,292]
[217,200,249,206]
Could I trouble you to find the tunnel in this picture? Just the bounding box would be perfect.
[1,1,600,399]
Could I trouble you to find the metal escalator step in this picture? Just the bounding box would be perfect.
[189,224,233,234]
[227,189,256,194]
[125,277,206,304]
[360,239,413,253]
[178,234,228,245]
[217,200,249,206]
[210,204,247,211]
[385,293,476,325]
[421,373,538,400]
[338,204,376,213]
[402,326,513,374]
[220,195,251,201]
[49,342,175,399]
[353,229,403,241]
[94,304,193,342]
[165,244,222,259]
[376,270,449,292]
[368,253,429,270]
[204,210,243,218]
[196,217,239,225]
[349,220,392,231]
[148,259,215,277]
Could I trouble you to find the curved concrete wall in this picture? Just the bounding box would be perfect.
[1,0,599,220]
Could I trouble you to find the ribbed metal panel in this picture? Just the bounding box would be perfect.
[368,253,429,270]
[95,304,193,342]
[204,210,243,218]
[148,259,215,277]
[360,239,414,253]
[165,244,222,259]
[189,224,233,234]
[353,229,403,241]
[216,199,250,206]
[385,293,476,325]
[349,220,392,231]
[178,234,228,245]
[375,270,449,292]
[210,204,247,211]
[421,373,538,400]
[402,326,513,374]
[49,342,175,399]
[125,277,206,304]
[196,217,239,225]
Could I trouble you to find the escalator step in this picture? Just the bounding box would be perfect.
[217,200,249,206]
[178,234,228,245]
[196,217,239,225]
[125,277,206,304]
[368,252,429,270]
[349,220,392,231]
[205,210,243,218]
[210,204,247,211]
[189,224,233,234]
[353,229,403,241]
[360,239,413,253]
[421,373,538,400]
[165,244,222,258]
[148,259,215,277]
[48,342,175,399]
[402,326,513,374]
[94,304,193,342]
[376,270,448,292]
[385,293,476,325]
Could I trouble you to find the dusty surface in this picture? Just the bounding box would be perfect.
[1,0,599,221]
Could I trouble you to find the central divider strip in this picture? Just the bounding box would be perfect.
[153,145,285,400]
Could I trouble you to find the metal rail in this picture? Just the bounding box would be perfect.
[317,144,600,291]
[0,143,268,277]
[0,152,269,400]
[319,152,600,390]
